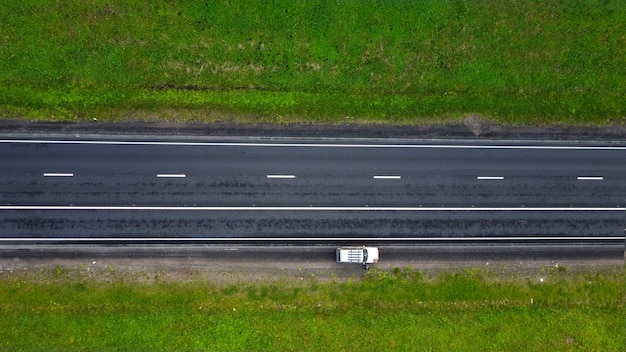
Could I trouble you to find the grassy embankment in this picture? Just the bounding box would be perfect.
[1,0,625,126]
[0,266,623,351]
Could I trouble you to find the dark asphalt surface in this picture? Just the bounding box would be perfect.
[0,209,623,240]
[0,137,625,243]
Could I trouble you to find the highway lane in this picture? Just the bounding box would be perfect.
[0,138,625,243]
[0,208,622,241]
[2,140,626,207]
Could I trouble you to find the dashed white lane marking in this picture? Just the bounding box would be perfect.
[43,173,74,177]
[157,174,186,178]
[477,176,504,180]
[267,175,296,179]
[373,175,402,179]
[577,176,603,181]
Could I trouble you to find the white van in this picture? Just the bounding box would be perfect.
[336,246,379,268]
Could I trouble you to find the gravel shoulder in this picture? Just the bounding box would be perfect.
[1,245,622,285]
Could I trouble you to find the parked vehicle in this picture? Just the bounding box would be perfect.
[336,246,379,269]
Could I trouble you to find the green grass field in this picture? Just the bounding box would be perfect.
[1,0,625,125]
[0,266,623,351]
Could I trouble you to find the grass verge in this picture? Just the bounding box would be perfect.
[1,1,625,126]
[0,265,623,351]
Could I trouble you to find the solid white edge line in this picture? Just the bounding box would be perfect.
[373,175,402,179]
[477,176,504,180]
[0,206,623,211]
[577,176,604,181]
[3,139,626,150]
[43,173,74,177]
[0,236,623,242]
[267,175,296,179]
[157,174,186,178]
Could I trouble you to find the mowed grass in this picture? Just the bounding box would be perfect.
[0,0,624,125]
[0,266,623,351]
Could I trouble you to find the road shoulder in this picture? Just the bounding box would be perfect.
[1,117,626,141]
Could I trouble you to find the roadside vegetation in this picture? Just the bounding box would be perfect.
[1,0,624,125]
[0,265,622,350]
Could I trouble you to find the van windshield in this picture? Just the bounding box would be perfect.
[363,249,368,262]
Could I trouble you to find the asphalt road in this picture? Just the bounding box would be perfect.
[0,137,625,245]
